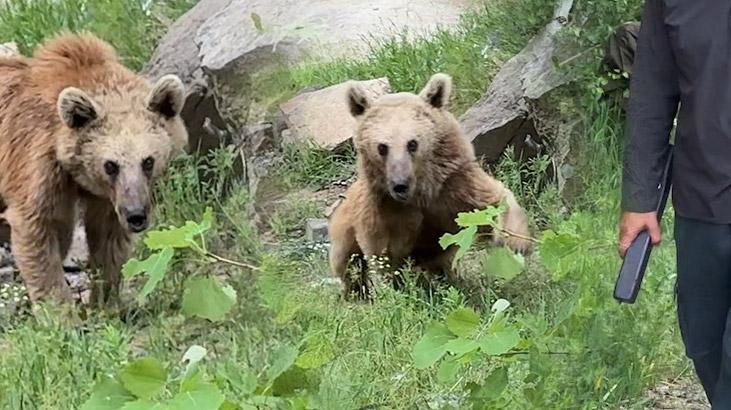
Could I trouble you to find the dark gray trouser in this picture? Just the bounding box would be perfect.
[675,216,731,408]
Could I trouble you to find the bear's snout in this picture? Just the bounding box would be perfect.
[389,178,412,201]
[122,206,149,233]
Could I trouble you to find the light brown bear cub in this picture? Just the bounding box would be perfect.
[0,32,188,305]
[328,73,531,298]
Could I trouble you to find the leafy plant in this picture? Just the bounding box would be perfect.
[412,300,521,407]
[122,207,251,321]
[80,345,229,410]
[438,205,526,281]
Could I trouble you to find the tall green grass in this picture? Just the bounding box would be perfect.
[0,0,196,69]
[290,0,554,115]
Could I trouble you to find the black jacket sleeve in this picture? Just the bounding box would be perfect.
[621,0,680,212]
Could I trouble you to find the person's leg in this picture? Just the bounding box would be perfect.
[711,311,731,408]
[674,215,731,404]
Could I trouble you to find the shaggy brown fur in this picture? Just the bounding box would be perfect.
[328,73,531,298]
[0,32,187,305]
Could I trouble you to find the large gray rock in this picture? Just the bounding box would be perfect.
[143,0,472,156]
[279,78,391,150]
[459,0,574,163]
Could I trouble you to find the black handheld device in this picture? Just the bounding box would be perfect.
[613,146,674,304]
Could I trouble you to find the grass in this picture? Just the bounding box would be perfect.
[0,0,196,70]
[0,0,692,408]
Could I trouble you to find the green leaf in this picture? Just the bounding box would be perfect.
[81,377,136,410]
[251,12,264,32]
[170,382,225,410]
[538,230,581,278]
[182,345,207,377]
[437,357,462,384]
[295,336,334,369]
[478,328,521,356]
[266,344,299,382]
[455,206,504,228]
[446,307,481,337]
[122,247,174,281]
[467,367,508,403]
[412,322,455,369]
[219,401,239,410]
[144,208,213,250]
[119,358,167,400]
[181,277,237,321]
[483,248,524,281]
[438,226,477,264]
[120,400,170,410]
[271,366,319,397]
[444,338,480,356]
[122,248,175,302]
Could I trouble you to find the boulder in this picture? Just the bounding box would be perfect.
[459,0,574,163]
[305,218,329,243]
[143,0,471,156]
[279,78,391,150]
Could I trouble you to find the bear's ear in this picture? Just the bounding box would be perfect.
[347,82,371,118]
[57,87,103,129]
[419,73,452,109]
[147,74,185,119]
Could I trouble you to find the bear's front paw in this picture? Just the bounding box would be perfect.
[497,207,534,254]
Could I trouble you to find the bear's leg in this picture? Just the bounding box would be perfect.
[84,197,131,307]
[6,207,72,302]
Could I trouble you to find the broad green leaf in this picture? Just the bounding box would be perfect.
[478,328,521,356]
[412,322,455,369]
[125,248,175,302]
[438,226,477,264]
[491,299,510,314]
[120,400,170,410]
[119,358,167,400]
[181,277,237,321]
[144,225,195,249]
[182,345,207,377]
[169,382,224,410]
[80,377,135,410]
[446,307,481,337]
[483,248,524,281]
[444,338,480,356]
[251,12,264,32]
[295,336,334,369]
[266,344,299,382]
[122,247,174,282]
[437,357,462,384]
[468,367,508,403]
[455,206,504,228]
[219,401,239,410]
[144,209,213,250]
[271,366,319,396]
[538,230,581,278]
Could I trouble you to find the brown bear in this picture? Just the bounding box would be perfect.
[328,73,531,297]
[0,32,187,305]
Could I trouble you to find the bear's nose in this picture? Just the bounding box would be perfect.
[124,208,148,233]
[393,183,410,195]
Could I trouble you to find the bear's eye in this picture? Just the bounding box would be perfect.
[378,144,389,157]
[142,157,155,172]
[104,160,119,177]
[407,139,418,153]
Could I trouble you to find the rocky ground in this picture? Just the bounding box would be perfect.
[644,377,709,409]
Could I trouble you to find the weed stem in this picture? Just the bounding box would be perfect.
[205,252,260,271]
